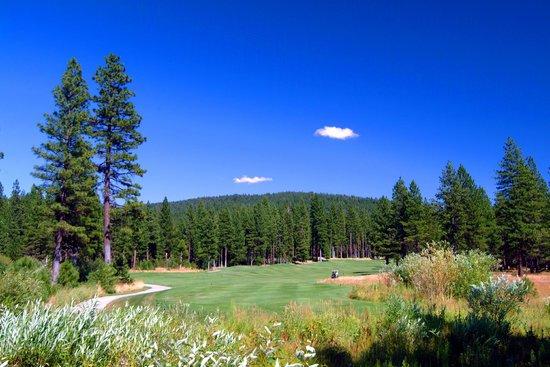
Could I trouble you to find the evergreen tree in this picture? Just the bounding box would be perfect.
[328,204,347,257]
[218,208,235,267]
[22,186,52,259]
[437,163,496,252]
[144,205,161,261]
[310,194,329,259]
[372,197,397,263]
[0,183,8,255]
[112,201,148,268]
[391,178,411,258]
[193,203,219,269]
[230,209,247,265]
[5,181,25,259]
[158,197,176,260]
[32,59,98,282]
[293,201,311,261]
[92,54,146,264]
[495,138,549,275]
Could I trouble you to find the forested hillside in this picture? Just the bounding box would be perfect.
[149,192,377,218]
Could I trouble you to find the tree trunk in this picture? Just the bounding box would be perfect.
[517,253,523,277]
[103,176,112,264]
[51,228,63,283]
[132,249,137,269]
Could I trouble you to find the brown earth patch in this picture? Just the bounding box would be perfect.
[496,272,550,298]
[319,273,390,285]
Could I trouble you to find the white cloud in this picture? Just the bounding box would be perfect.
[233,176,273,184]
[314,126,359,140]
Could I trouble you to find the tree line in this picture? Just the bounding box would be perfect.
[0,58,548,278]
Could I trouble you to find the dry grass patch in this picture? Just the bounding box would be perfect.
[115,280,145,294]
[131,267,200,273]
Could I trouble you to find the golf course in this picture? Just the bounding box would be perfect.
[124,260,385,313]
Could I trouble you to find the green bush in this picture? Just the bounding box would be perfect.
[453,250,497,297]
[0,254,12,274]
[57,261,80,288]
[88,264,117,294]
[77,258,104,282]
[138,260,154,270]
[117,266,133,284]
[391,243,497,300]
[0,270,51,308]
[467,275,533,322]
[9,256,42,272]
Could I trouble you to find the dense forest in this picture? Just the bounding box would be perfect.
[0,57,548,280]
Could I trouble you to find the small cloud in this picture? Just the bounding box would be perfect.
[314,126,359,140]
[233,176,273,184]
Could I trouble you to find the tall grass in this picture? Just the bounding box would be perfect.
[0,302,318,367]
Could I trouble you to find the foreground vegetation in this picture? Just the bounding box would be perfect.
[1,249,549,366]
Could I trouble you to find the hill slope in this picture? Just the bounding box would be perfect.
[150,191,378,218]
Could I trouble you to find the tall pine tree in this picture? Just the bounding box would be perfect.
[32,59,98,282]
[92,54,146,263]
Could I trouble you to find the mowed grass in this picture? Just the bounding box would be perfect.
[126,260,385,313]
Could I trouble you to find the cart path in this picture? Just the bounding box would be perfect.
[75,284,171,311]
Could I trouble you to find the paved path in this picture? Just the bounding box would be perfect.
[75,284,171,311]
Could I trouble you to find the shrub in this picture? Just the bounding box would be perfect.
[467,275,533,322]
[6,257,51,293]
[88,264,117,294]
[9,256,42,272]
[113,257,133,284]
[77,257,104,282]
[391,243,497,300]
[116,264,133,284]
[363,295,447,365]
[391,244,458,300]
[0,254,12,274]
[57,261,80,288]
[0,270,51,308]
[138,260,154,270]
[453,250,497,297]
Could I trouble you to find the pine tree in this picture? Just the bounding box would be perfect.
[328,204,347,258]
[144,205,161,261]
[32,58,98,282]
[293,201,311,261]
[310,194,329,259]
[158,197,176,260]
[112,201,148,268]
[437,163,496,252]
[279,206,295,262]
[193,203,219,269]
[5,181,25,259]
[92,54,146,264]
[230,208,247,265]
[391,178,411,258]
[372,197,398,263]
[0,183,8,256]
[218,208,235,267]
[22,186,52,259]
[495,138,549,275]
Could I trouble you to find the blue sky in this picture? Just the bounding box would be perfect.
[0,1,548,203]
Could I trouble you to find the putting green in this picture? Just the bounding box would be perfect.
[126,260,384,313]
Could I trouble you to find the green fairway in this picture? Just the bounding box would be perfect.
[126,260,384,313]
